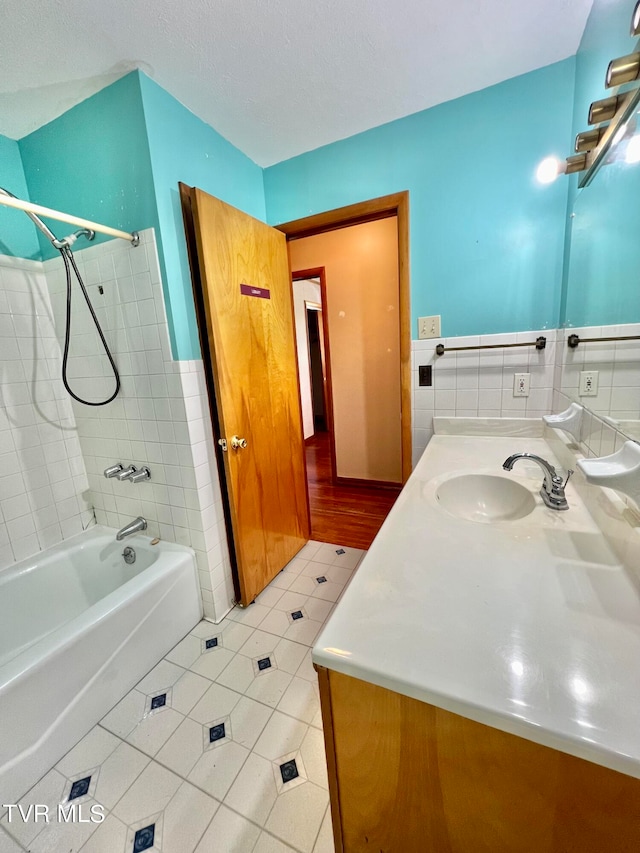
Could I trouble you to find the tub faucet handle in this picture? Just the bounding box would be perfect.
[104,464,123,478]
[116,465,137,481]
[129,467,151,484]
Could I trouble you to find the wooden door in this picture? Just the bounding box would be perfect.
[184,187,310,605]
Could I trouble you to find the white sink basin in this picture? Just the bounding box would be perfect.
[435,474,536,523]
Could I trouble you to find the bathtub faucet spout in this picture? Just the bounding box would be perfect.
[116,517,147,541]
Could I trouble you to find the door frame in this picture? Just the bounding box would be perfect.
[277,191,412,483]
[292,267,338,484]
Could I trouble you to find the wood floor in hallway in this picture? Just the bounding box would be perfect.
[305,432,401,550]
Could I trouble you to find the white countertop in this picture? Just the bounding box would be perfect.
[312,434,640,778]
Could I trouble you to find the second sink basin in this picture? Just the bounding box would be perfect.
[435,474,536,523]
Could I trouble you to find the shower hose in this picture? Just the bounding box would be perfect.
[59,244,121,406]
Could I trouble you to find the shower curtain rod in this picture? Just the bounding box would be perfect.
[0,194,139,246]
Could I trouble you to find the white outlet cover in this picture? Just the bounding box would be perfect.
[513,373,530,397]
[579,370,599,396]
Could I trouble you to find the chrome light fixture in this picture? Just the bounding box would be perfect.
[588,95,621,124]
[565,154,588,174]
[605,52,640,88]
[632,0,640,36]
[575,128,607,152]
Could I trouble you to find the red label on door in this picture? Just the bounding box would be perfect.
[240,284,271,299]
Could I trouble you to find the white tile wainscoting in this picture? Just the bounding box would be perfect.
[411,330,556,467]
[0,539,362,853]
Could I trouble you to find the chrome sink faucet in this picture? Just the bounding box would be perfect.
[116,517,147,541]
[502,453,573,511]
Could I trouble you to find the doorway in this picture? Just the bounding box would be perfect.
[282,193,411,548]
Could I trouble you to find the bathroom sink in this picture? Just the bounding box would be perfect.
[435,474,536,523]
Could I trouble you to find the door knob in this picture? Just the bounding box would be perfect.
[230,435,248,450]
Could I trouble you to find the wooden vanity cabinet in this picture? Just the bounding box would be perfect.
[316,666,640,853]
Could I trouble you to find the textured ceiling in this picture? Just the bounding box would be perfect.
[1,0,592,166]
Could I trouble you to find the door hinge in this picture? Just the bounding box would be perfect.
[218,438,228,452]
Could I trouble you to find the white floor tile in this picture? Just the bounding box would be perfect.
[312,807,335,853]
[28,800,101,853]
[55,726,120,779]
[273,591,310,614]
[228,696,273,749]
[216,620,258,651]
[224,753,278,826]
[246,669,294,708]
[253,712,309,762]
[253,831,299,853]
[268,571,296,591]
[0,769,66,848]
[277,677,321,725]
[284,618,323,646]
[265,782,328,853]
[189,682,242,724]
[100,689,147,738]
[216,653,256,693]
[296,541,322,561]
[188,740,249,801]
[171,669,212,715]
[310,581,343,603]
[256,586,285,608]
[299,728,329,790]
[295,649,318,683]
[228,603,272,627]
[136,659,186,694]
[162,781,218,853]
[79,814,127,853]
[94,741,150,809]
[190,646,236,681]
[165,633,202,668]
[0,827,23,853]
[303,598,334,624]
[111,762,182,826]
[256,608,291,637]
[194,804,260,853]
[287,574,318,596]
[125,705,184,757]
[156,717,204,778]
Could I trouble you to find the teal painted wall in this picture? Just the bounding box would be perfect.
[138,73,266,360]
[0,134,40,259]
[264,59,576,338]
[18,73,159,262]
[562,0,640,327]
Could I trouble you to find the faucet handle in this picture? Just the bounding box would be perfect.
[129,467,151,484]
[117,465,137,481]
[104,464,123,478]
[563,469,574,489]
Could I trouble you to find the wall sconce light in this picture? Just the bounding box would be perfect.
[632,0,640,36]
[565,154,588,174]
[606,53,640,88]
[588,95,621,124]
[575,128,607,152]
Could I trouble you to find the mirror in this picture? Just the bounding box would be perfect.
[559,87,640,441]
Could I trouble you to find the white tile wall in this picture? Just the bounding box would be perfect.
[411,330,556,467]
[0,254,92,571]
[555,323,640,425]
[41,230,235,622]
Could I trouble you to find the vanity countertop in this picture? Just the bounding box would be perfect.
[312,434,640,779]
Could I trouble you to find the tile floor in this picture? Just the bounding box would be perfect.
[0,541,364,853]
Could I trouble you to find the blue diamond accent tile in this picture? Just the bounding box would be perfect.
[205,637,218,650]
[209,723,226,743]
[150,693,167,710]
[291,610,304,621]
[336,548,346,555]
[280,759,300,784]
[257,657,272,671]
[133,823,155,852]
[69,776,91,801]
[316,576,327,584]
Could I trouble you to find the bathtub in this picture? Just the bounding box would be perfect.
[0,526,201,804]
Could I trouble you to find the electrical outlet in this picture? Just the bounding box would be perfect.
[579,370,599,396]
[418,315,441,340]
[513,373,530,397]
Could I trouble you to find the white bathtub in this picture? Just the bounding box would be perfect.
[0,526,201,804]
